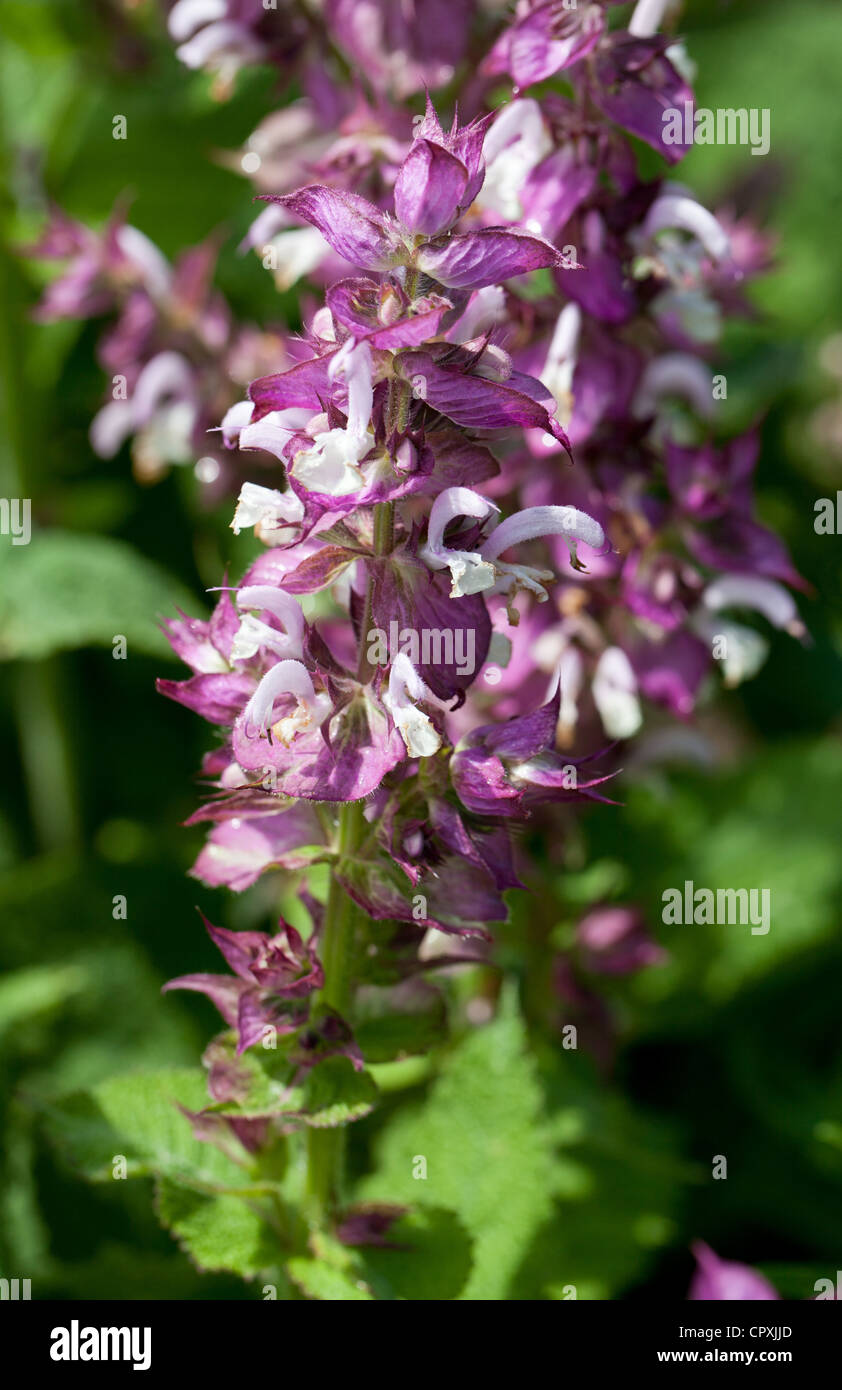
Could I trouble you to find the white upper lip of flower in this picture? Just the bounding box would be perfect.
[483,503,606,591]
[450,286,506,345]
[628,0,671,37]
[231,481,305,535]
[555,644,584,734]
[290,340,375,496]
[91,351,196,460]
[114,226,172,300]
[384,653,441,758]
[243,408,312,459]
[168,0,227,43]
[420,486,500,596]
[222,400,314,461]
[421,488,605,600]
[634,352,716,422]
[242,659,331,743]
[221,399,254,444]
[266,228,329,291]
[540,304,581,427]
[477,100,553,224]
[709,620,769,688]
[231,586,306,662]
[702,575,803,635]
[592,646,643,740]
[172,14,264,73]
[642,189,731,266]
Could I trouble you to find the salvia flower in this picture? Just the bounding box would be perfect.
[383,653,442,758]
[260,103,574,293]
[421,487,606,604]
[31,3,806,1269]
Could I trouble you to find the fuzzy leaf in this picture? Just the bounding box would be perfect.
[203,1037,379,1128]
[155,1178,275,1278]
[354,982,447,1064]
[39,1069,243,1189]
[358,990,555,1299]
[0,530,200,660]
[286,1257,374,1301]
[0,963,86,1039]
[358,1207,473,1301]
[302,1057,379,1129]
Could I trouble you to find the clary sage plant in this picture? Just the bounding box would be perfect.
[29,0,803,1299]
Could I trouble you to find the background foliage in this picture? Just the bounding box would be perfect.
[1,0,840,1300]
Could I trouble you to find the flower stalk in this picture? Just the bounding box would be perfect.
[305,800,365,1228]
[24,0,803,1297]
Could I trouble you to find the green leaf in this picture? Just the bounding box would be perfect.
[200,1035,297,1119]
[38,1069,245,1190]
[1,1109,51,1276]
[679,2,842,333]
[354,981,447,1064]
[358,1207,473,1301]
[687,743,842,997]
[38,1243,237,1302]
[358,989,555,1300]
[0,962,86,1039]
[0,530,201,660]
[617,741,842,1018]
[301,1057,379,1129]
[510,1049,687,1300]
[202,1037,379,1128]
[511,267,556,302]
[155,1178,275,1279]
[286,1257,374,1301]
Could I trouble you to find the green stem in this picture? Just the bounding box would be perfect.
[13,660,80,851]
[0,221,79,851]
[356,498,395,681]
[373,498,395,557]
[404,266,420,300]
[305,492,394,1226]
[305,800,365,1226]
[317,798,366,1015]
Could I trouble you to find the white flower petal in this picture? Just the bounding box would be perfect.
[592,647,643,740]
[291,428,371,496]
[634,353,715,421]
[703,575,802,635]
[481,505,604,562]
[420,486,499,594]
[385,653,441,758]
[242,659,327,740]
[643,192,731,264]
[231,481,304,535]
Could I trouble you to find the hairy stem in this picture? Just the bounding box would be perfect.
[304,777,366,1227]
[373,498,395,557]
[356,497,395,681]
[306,491,395,1225]
[318,798,366,1016]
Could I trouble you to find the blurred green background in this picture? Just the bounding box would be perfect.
[0,0,840,1300]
